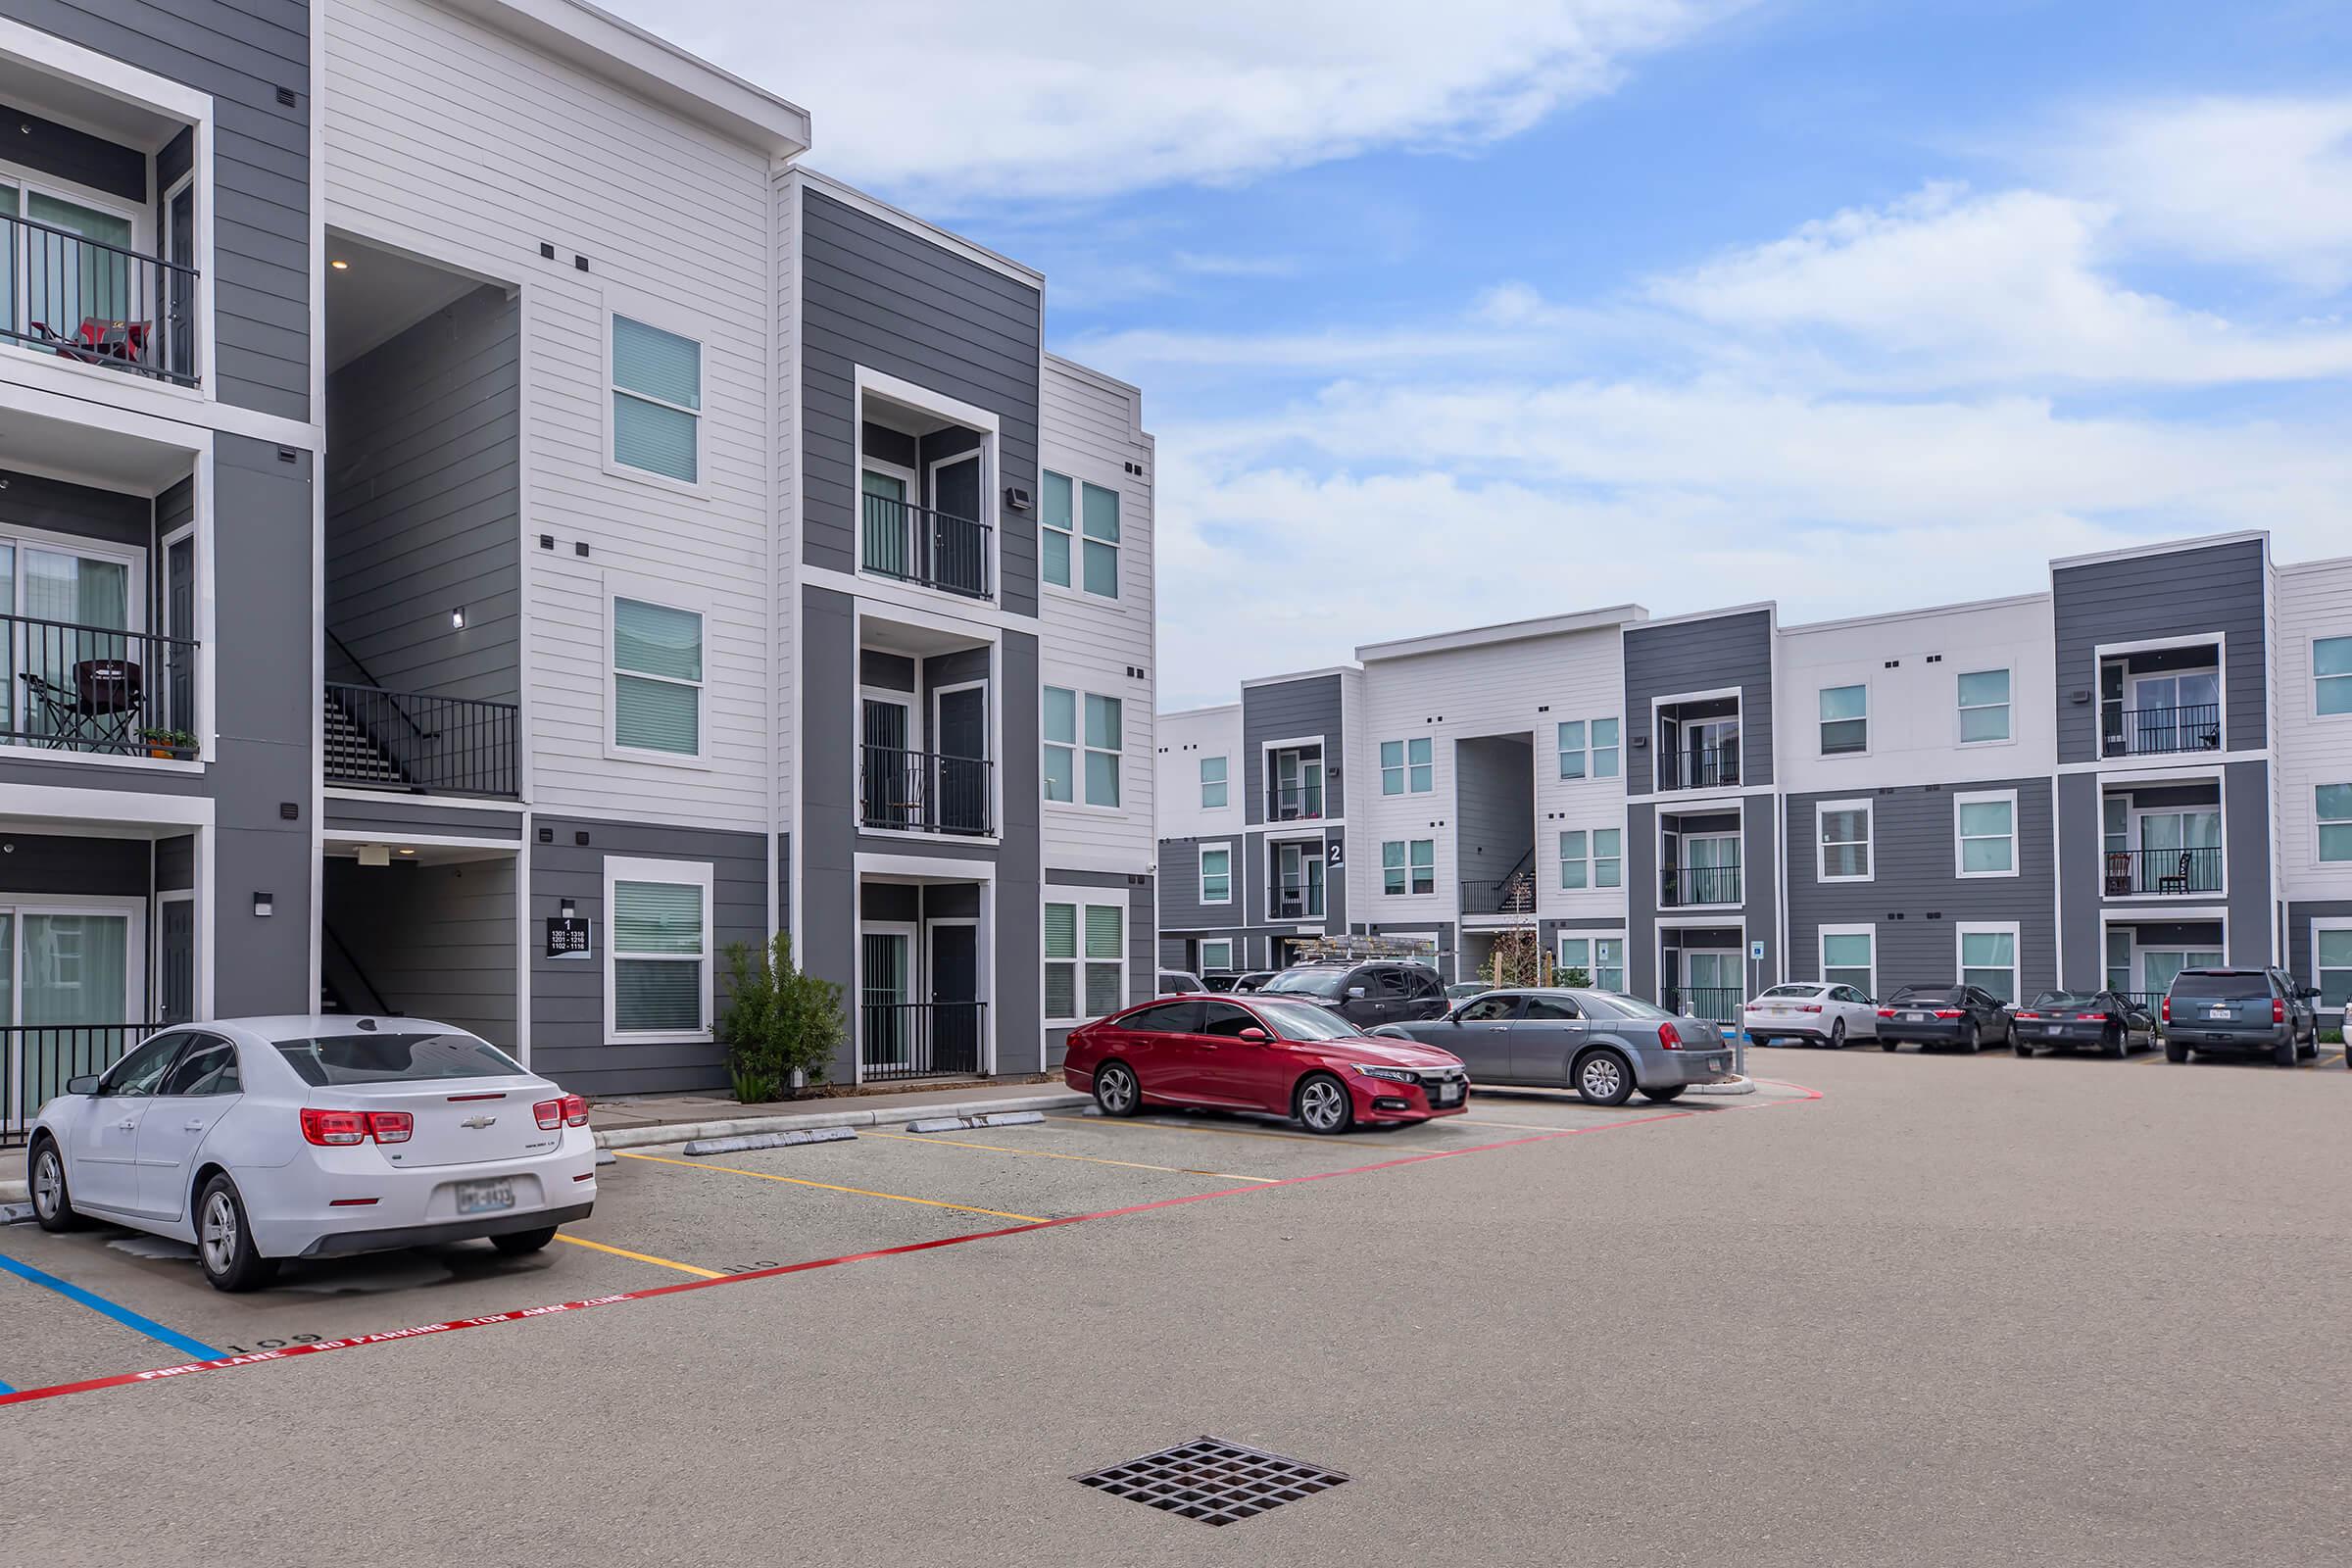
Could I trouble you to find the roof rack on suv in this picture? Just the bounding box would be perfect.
[1288,934,1443,966]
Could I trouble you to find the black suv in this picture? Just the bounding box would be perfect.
[1254,961,1448,1030]
[2161,967,2322,1066]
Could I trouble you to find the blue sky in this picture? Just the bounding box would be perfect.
[613,0,2352,708]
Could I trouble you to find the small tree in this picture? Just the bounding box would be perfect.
[1556,965,1593,989]
[718,934,845,1102]
[1486,928,1547,988]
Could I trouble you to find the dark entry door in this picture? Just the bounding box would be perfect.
[930,923,979,1073]
[159,898,195,1025]
[167,535,195,735]
[935,685,986,834]
[931,455,984,595]
[861,699,908,828]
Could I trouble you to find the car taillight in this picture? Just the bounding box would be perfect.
[1933,1009,1964,1019]
[562,1094,589,1128]
[1799,1004,1823,1014]
[2273,998,2286,1024]
[2017,1011,2040,1019]
[1877,1007,1895,1018]
[366,1111,412,1144]
[534,1098,564,1131]
[1656,1022,1683,1051]
[2161,997,2171,1023]
[2076,1013,2107,1022]
[301,1107,367,1146]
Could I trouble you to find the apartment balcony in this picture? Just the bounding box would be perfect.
[1655,693,1740,793]
[3,614,198,760]
[2101,703,2222,759]
[1660,862,1742,908]
[858,386,998,604]
[858,746,994,836]
[1272,877,1326,922]
[2100,847,2223,898]
[858,495,993,601]
[322,681,519,799]
[3,216,199,388]
[1657,742,1740,792]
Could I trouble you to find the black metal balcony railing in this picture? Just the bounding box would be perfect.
[2101,703,2222,758]
[1659,744,1740,791]
[1661,863,1742,907]
[859,745,994,835]
[1,613,199,759]
[860,1001,986,1082]
[1266,781,1324,821]
[2101,847,2223,897]
[1662,987,1741,1027]
[324,683,520,798]
[859,494,993,600]
[1,213,199,386]
[1459,875,1536,916]
[3,1023,159,1146]
[1272,878,1325,920]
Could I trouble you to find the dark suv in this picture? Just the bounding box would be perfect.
[1254,961,1448,1030]
[2161,967,2322,1066]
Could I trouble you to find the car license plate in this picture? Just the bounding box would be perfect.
[1904,1012,1928,1022]
[1435,1082,1462,1106]
[2207,1005,2230,1020]
[1704,1054,1730,1070]
[455,1178,515,1215]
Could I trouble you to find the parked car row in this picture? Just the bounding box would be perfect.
[1740,966,2329,1067]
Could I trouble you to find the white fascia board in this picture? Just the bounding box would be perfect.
[1355,604,1650,663]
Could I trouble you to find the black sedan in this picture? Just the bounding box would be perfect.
[2011,990,2156,1057]
[1875,984,2015,1052]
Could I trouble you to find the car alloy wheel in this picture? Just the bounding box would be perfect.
[30,1142,74,1231]
[196,1174,277,1293]
[1297,1073,1351,1134]
[1829,1019,1847,1050]
[1964,1022,1982,1053]
[1094,1060,1140,1117]
[1576,1050,1635,1107]
[200,1188,241,1278]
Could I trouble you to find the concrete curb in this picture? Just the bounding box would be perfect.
[904,1110,1046,1134]
[682,1126,858,1156]
[592,1091,1088,1151]
[1686,1076,1758,1097]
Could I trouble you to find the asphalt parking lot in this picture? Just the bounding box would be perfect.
[4,1053,2345,1566]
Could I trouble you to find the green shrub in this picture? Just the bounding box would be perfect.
[718,934,844,1102]
[1556,965,1593,989]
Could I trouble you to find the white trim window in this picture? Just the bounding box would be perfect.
[1819,684,1868,755]
[1083,692,1122,806]
[1381,737,1433,796]
[1041,470,1120,598]
[2314,636,2352,717]
[1955,789,2018,877]
[606,858,713,1041]
[1557,935,1625,994]
[1199,755,1228,809]
[610,314,702,484]
[1820,925,1876,996]
[1557,718,1619,780]
[1957,668,2011,744]
[1045,893,1125,1023]
[1199,843,1232,906]
[2319,784,2352,863]
[1200,938,1234,973]
[1043,687,1121,807]
[2316,922,2352,1009]
[1382,839,1435,896]
[611,595,704,758]
[1559,830,1589,890]
[1043,687,1075,802]
[1956,922,2019,1003]
[1818,800,1873,882]
[1593,827,1621,889]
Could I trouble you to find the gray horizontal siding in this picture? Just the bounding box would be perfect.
[1788,780,2057,998]
[322,797,523,839]
[800,188,1042,613]
[0,832,149,895]
[1242,674,1344,825]
[10,0,312,419]
[1623,610,1775,791]
[1044,867,1153,1067]
[1155,837,1239,931]
[2051,538,2267,761]
[324,856,515,1052]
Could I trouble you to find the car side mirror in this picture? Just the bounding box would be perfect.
[1238,1028,1270,1043]
[2301,987,2322,1001]
[66,1075,101,1096]
[1346,986,1367,999]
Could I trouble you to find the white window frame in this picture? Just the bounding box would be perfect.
[1593,827,1621,889]
[1555,933,1627,994]
[1953,788,2019,879]
[1199,755,1228,809]
[1956,666,2013,746]
[1559,829,1589,891]
[1380,838,1434,897]
[2318,782,2352,865]
[603,856,714,1044]
[2314,634,2352,721]
[856,455,921,581]
[1818,923,1878,998]
[1198,841,1233,906]
[603,301,708,495]
[1044,685,1124,814]
[1818,682,1870,757]
[1045,887,1128,1025]
[1200,937,1234,973]
[0,893,149,1027]
[605,582,709,767]
[1381,736,1433,796]
[1954,920,2021,1004]
[1556,717,1620,781]
[1816,798,1874,884]
[2310,917,2352,1012]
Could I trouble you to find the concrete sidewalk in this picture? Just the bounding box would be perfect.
[587,1080,1090,1150]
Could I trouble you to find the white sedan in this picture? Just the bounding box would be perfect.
[1741,982,1881,1048]
[25,1016,598,1291]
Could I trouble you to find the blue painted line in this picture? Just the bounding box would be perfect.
[0,1251,224,1362]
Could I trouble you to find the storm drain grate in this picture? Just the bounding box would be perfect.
[1074,1437,1348,1526]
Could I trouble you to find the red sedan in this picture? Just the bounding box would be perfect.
[1063,994,1470,1134]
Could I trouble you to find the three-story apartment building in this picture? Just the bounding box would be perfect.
[0,0,1155,1137]
[1161,530,2349,1030]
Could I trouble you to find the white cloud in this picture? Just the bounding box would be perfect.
[603,0,1740,202]
[2054,96,2352,292]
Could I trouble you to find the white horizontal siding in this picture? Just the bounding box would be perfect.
[1041,358,1154,874]
[1776,598,2057,796]
[324,0,775,829]
[2276,561,2352,898]
[1156,705,1244,846]
[1352,627,1629,924]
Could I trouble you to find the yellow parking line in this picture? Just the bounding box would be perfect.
[1046,1112,1335,1148]
[614,1149,1047,1224]
[867,1128,1280,1183]
[554,1233,724,1279]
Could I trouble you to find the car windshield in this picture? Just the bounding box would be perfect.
[1890,986,1962,1004]
[1262,968,1346,1000]
[2032,991,2099,1009]
[1250,1000,1360,1042]
[275,1032,524,1086]
[2168,971,2269,1001]
[1580,992,1678,1021]
[1759,984,1822,999]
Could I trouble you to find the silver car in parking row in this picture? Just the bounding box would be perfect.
[1374,988,1740,1105]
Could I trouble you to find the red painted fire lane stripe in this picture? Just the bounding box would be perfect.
[0,1090,1818,1408]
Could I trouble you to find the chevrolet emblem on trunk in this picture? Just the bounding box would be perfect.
[461,1114,498,1130]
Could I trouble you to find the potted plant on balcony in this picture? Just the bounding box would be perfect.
[138,727,195,760]
[718,933,845,1102]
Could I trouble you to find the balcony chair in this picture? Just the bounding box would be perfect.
[2157,852,2194,896]
[20,660,143,753]
[2104,851,2132,898]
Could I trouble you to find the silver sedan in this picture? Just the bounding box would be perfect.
[1374,988,1740,1105]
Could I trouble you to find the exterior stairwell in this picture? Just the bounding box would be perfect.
[322,686,406,788]
[1495,863,1537,915]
